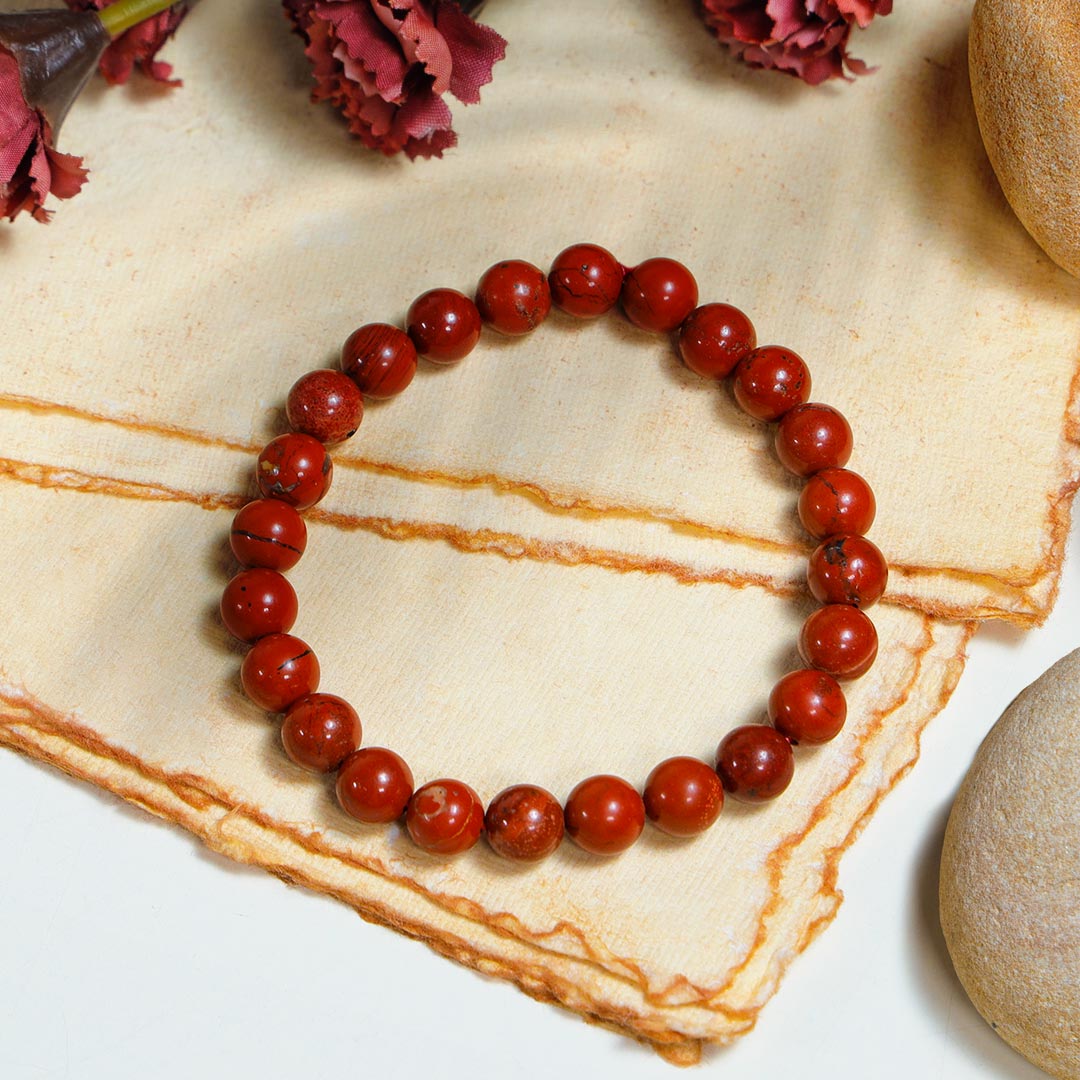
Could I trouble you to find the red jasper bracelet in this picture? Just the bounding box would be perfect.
[219,244,887,862]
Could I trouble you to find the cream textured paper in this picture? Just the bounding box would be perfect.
[2,0,1078,623]
[0,479,969,1061]
[0,0,1075,1064]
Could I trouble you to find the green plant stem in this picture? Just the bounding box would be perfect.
[97,0,180,38]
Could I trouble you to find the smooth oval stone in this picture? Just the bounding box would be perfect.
[970,0,1080,277]
[941,647,1080,1079]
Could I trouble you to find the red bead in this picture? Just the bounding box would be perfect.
[799,604,879,680]
[768,670,847,745]
[406,288,482,364]
[799,468,877,540]
[732,346,811,422]
[715,725,795,804]
[484,784,564,862]
[240,633,320,712]
[677,303,757,381]
[336,747,414,824]
[230,498,307,571]
[642,757,724,837]
[340,323,418,399]
[281,693,361,773]
[475,260,552,336]
[807,534,888,608]
[620,258,699,333]
[564,774,645,855]
[774,403,853,477]
[406,779,485,855]
[285,369,364,444]
[220,568,298,643]
[548,243,624,318]
[255,434,333,510]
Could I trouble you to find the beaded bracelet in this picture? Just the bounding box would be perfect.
[219,244,887,863]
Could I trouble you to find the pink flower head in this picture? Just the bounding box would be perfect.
[0,10,111,222]
[698,0,893,85]
[0,49,88,222]
[284,0,507,159]
[64,0,191,87]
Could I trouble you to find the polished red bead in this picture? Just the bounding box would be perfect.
[255,434,333,510]
[799,468,877,540]
[548,243,624,318]
[807,534,888,608]
[336,747,414,824]
[774,403,853,477]
[230,498,308,571]
[406,288,482,364]
[620,258,699,333]
[677,303,757,381]
[484,784,564,862]
[475,260,552,336]
[281,693,361,773]
[564,774,645,855]
[285,369,364,444]
[220,568,298,643]
[768,670,847,745]
[340,323,418,399]
[799,604,879,679]
[643,756,724,837]
[731,346,811,422]
[716,725,795,803]
[406,779,485,855]
[240,633,320,712]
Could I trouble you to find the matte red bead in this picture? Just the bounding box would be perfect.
[715,725,795,804]
[336,747,414,824]
[677,303,757,381]
[643,757,724,837]
[485,784,564,862]
[807,534,888,608]
[406,288,482,364]
[774,403,853,477]
[475,260,552,336]
[620,258,699,333]
[281,693,361,773]
[799,604,879,680]
[285,369,364,444]
[230,498,308,571]
[340,323,418,399]
[732,346,812,422]
[220,568,298,643]
[768,670,847,745]
[548,243,624,318]
[406,779,485,855]
[799,468,877,540]
[564,774,645,855]
[240,633,320,712]
[255,434,333,510]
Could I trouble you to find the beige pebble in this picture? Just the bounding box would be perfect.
[941,648,1080,1078]
[969,0,1080,276]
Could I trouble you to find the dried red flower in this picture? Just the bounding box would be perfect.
[0,10,107,222]
[283,0,507,160]
[698,0,893,85]
[64,0,191,87]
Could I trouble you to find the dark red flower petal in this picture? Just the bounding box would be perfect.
[0,46,88,222]
[64,0,189,87]
[433,0,506,105]
[698,0,891,84]
[284,0,506,158]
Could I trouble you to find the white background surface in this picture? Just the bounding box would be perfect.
[2,523,1074,1080]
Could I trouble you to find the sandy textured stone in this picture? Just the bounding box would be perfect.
[941,648,1080,1079]
[970,0,1080,277]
